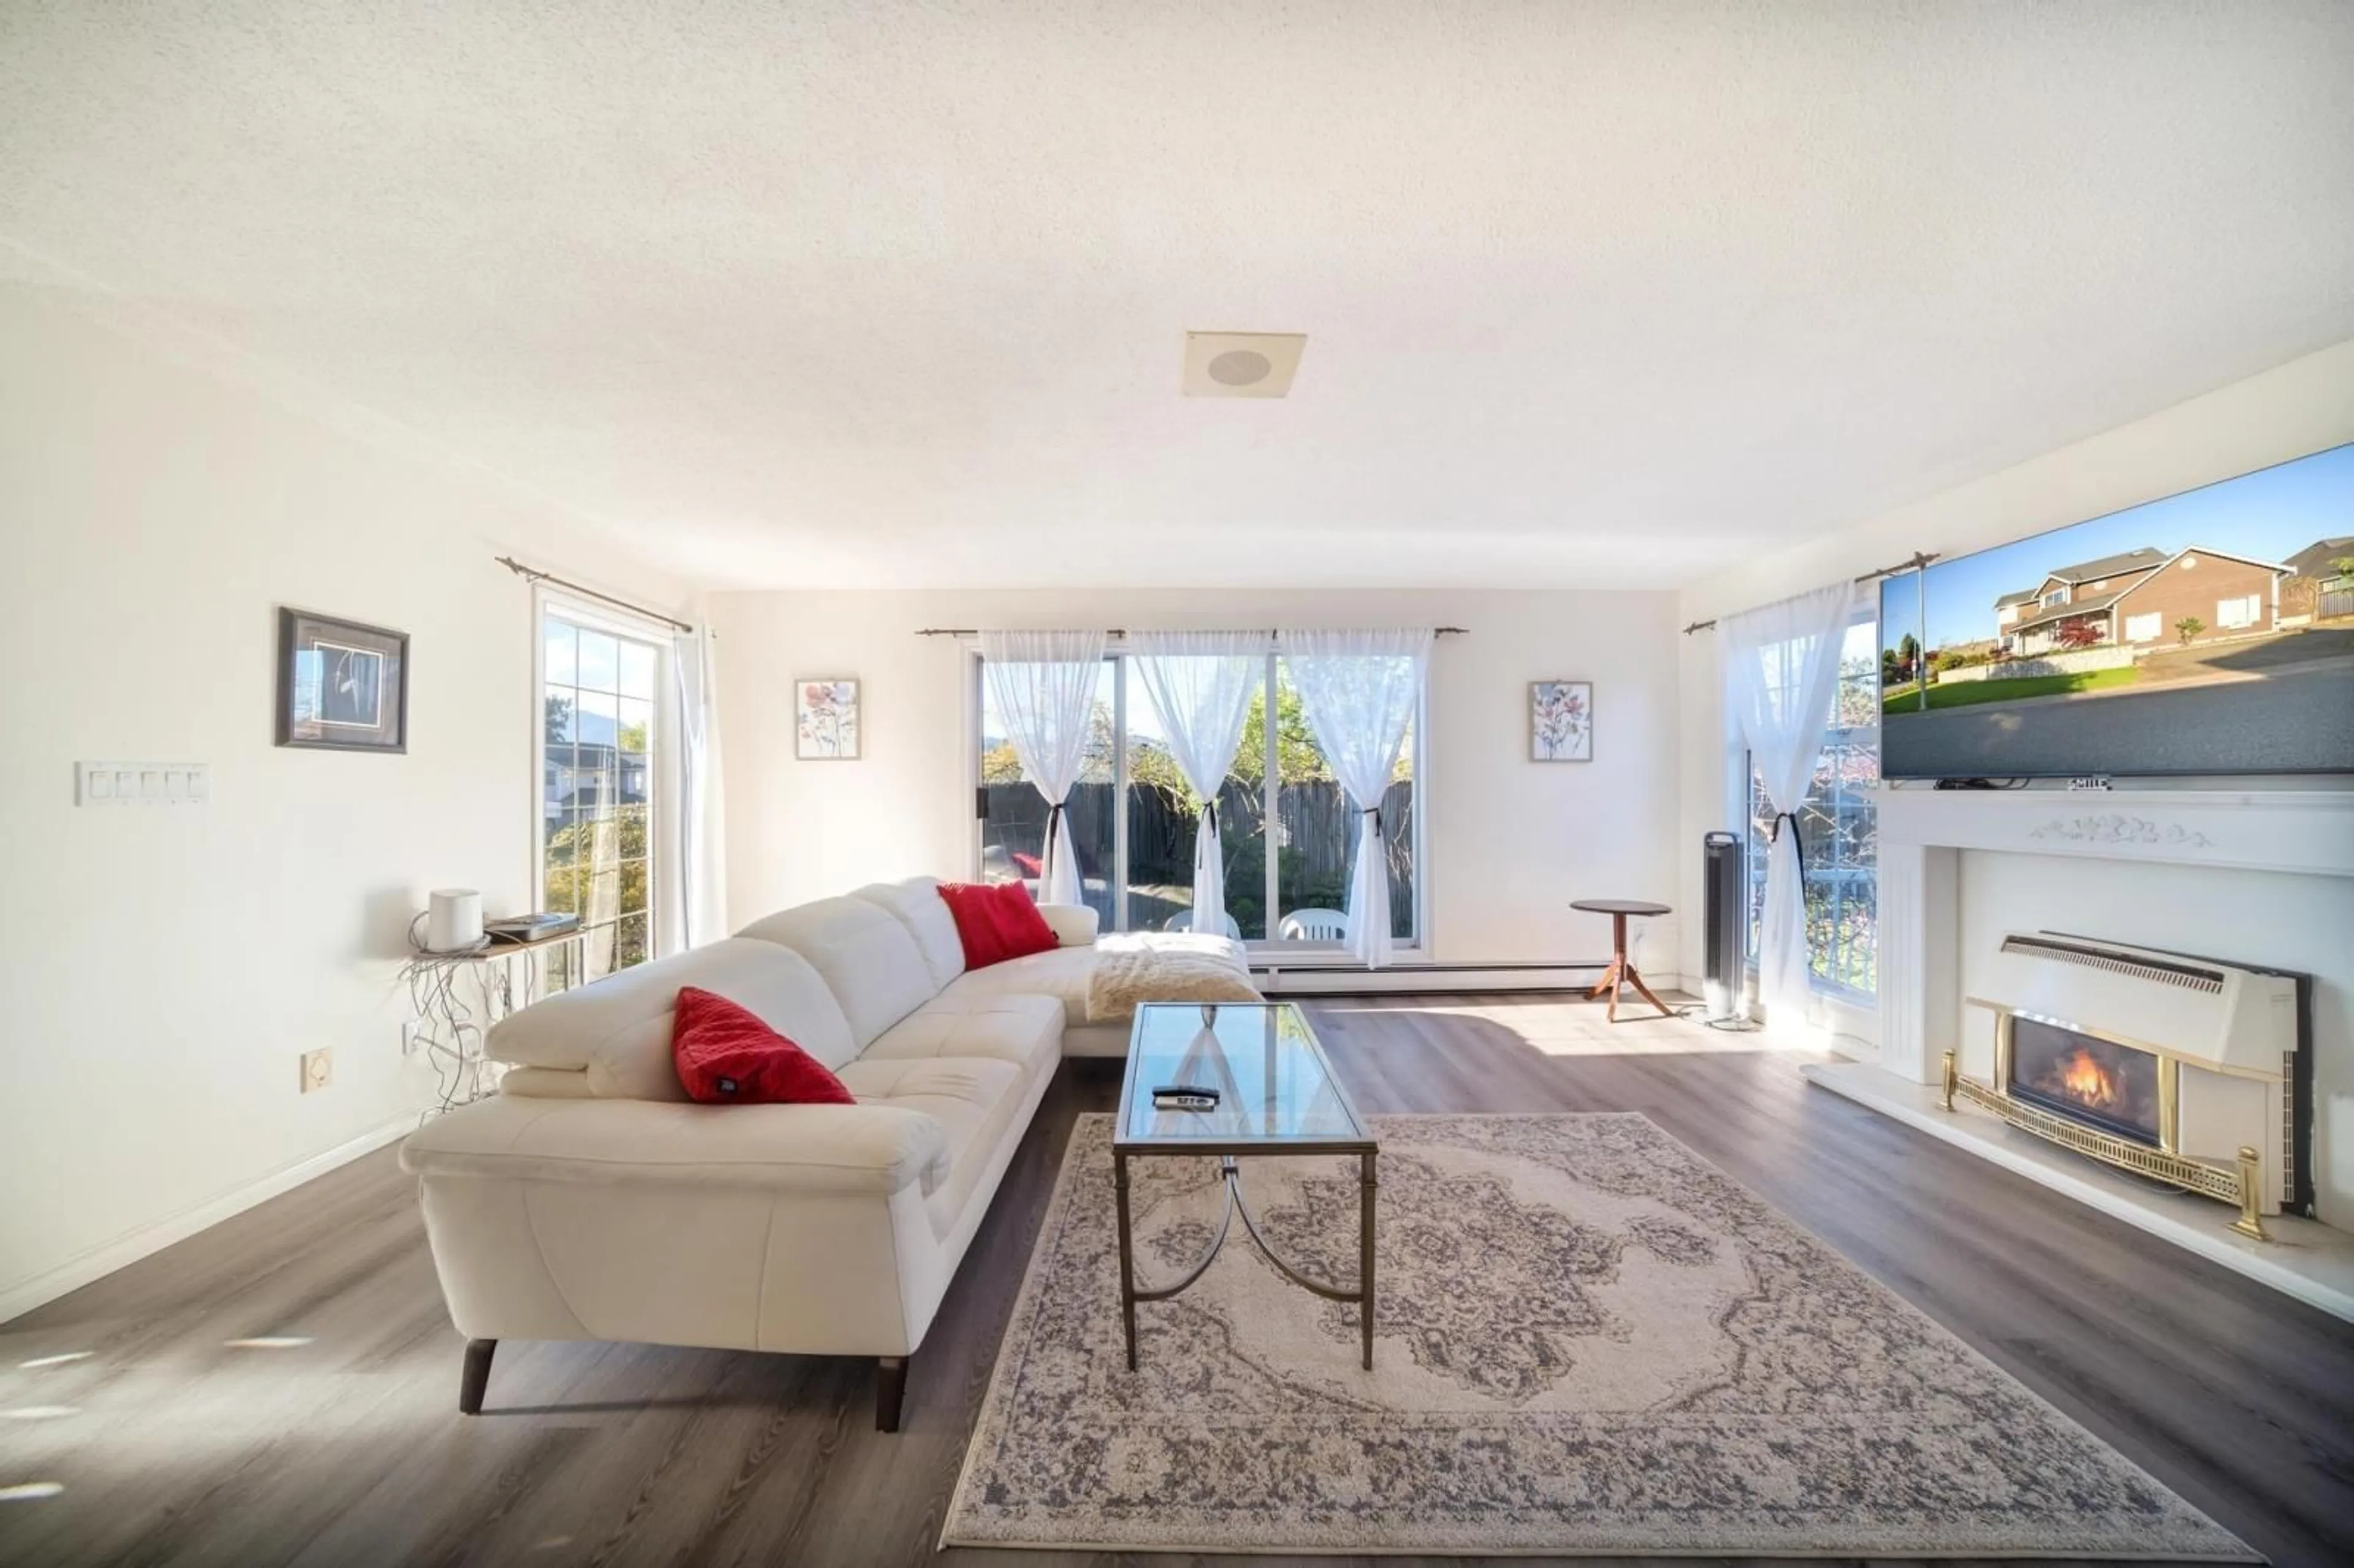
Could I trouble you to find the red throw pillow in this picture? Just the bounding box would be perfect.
[670,986,855,1105]
[938,880,1060,970]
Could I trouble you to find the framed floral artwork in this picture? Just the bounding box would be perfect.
[1529,680,1591,762]
[796,678,861,759]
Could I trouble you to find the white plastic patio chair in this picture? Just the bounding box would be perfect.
[1165,910,1243,939]
[1278,908,1351,942]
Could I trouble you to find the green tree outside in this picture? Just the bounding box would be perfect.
[981,682,1407,794]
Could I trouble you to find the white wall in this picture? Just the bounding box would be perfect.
[0,287,690,1319]
[711,588,1682,970]
[1959,850,2354,1227]
[1673,339,2354,989]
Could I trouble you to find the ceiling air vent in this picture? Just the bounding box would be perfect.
[1181,332,1306,398]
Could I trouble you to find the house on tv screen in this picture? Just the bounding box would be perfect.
[1990,544,2299,657]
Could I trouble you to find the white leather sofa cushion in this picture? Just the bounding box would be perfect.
[737,896,937,1049]
[834,1056,1030,1239]
[937,944,1099,1024]
[401,1094,953,1197]
[1059,1020,1133,1059]
[863,992,1061,1083]
[486,937,859,1097]
[850,878,967,991]
[1040,903,1099,947]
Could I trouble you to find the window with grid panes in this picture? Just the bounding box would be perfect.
[1743,617,1880,1000]
[543,614,659,984]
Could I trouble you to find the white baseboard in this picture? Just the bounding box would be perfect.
[0,1116,414,1326]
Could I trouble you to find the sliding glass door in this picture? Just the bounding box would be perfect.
[973,649,1422,952]
[977,658,1117,918]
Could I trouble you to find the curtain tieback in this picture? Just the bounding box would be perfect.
[1043,800,1065,884]
[1363,804,1383,840]
[1770,810,1807,881]
[1195,799,1219,870]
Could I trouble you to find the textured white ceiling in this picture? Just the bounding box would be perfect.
[4,2,2351,590]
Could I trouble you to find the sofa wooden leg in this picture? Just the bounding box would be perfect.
[875,1355,907,1433]
[459,1338,497,1415]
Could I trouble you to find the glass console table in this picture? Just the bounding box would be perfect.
[1113,1002,1378,1369]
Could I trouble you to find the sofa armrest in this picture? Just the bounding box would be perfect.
[1038,902,1099,947]
[399,1094,953,1197]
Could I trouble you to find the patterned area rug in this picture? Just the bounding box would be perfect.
[943,1113,2255,1558]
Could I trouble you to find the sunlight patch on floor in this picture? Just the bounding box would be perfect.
[1312,1000,1802,1057]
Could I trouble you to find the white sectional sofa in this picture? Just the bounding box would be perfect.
[400,877,1140,1430]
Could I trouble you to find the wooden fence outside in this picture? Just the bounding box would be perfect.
[982,779,1415,936]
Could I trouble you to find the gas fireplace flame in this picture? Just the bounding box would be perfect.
[2039,1046,2122,1111]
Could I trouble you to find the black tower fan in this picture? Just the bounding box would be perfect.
[1702,831,1747,1022]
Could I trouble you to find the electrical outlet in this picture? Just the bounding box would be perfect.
[400,1022,423,1057]
[300,1049,333,1093]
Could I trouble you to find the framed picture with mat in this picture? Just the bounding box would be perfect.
[276,607,409,753]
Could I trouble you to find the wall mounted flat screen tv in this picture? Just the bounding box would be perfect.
[1879,442,2354,780]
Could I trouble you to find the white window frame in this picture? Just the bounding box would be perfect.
[532,588,682,976]
[2215,593,2261,630]
[965,640,1430,964]
[2124,611,2162,643]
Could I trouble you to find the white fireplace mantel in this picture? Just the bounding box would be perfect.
[1808,783,2354,1320]
[1873,787,2354,1084]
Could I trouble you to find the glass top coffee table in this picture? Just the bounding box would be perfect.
[1113,1002,1378,1370]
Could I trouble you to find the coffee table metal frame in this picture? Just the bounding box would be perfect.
[1111,1002,1378,1371]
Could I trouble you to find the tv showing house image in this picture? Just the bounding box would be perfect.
[1880,442,2354,779]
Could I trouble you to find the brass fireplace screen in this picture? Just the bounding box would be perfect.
[1942,1006,2269,1243]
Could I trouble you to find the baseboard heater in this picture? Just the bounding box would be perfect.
[1257,960,1626,997]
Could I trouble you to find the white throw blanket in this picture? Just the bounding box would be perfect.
[1086,932,1262,1022]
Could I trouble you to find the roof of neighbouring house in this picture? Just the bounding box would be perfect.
[2285,536,2354,577]
[1994,588,2040,608]
[2107,545,2292,588]
[2040,546,2169,585]
[2009,589,2130,634]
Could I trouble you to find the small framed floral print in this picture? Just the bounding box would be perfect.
[796,678,861,759]
[1529,680,1591,762]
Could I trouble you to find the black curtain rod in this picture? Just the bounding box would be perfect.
[1680,552,1938,635]
[498,556,694,634]
[914,626,1471,637]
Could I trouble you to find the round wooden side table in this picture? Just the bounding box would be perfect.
[1570,899,1675,1022]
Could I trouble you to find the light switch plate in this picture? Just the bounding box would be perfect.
[77,762,210,805]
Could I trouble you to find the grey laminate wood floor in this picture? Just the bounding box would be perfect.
[2,995,2348,1568]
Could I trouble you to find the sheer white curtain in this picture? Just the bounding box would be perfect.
[671,625,728,950]
[1129,632,1263,938]
[979,630,1108,907]
[1721,582,1857,1023]
[1281,628,1433,969]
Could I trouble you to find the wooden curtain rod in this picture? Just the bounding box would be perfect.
[1680,552,1938,635]
[913,626,1471,637]
[497,556,695,634]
